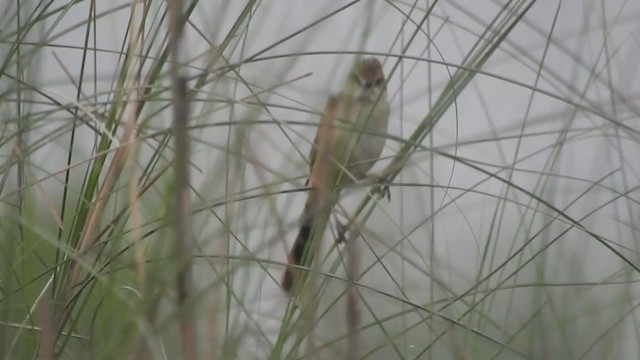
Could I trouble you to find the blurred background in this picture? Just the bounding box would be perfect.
[2,0,640,358]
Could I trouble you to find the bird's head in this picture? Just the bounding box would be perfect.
[346,57,387,101]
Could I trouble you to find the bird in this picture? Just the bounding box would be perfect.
[281,57,390,294]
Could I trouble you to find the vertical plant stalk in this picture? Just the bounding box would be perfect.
[126,0,151,357]
[173,77,196,360]
[168,0,196,358]
[61,0,143,340]
[35,279,55,360]
[345,223,362,360]
[128,0,146,286]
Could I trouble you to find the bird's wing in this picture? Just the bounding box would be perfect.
[306,95,339,187]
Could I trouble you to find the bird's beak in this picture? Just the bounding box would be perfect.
[361,80,374,89]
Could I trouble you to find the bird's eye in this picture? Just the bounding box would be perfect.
[374,78,384,86]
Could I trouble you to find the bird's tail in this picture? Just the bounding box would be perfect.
[281,222,313,293]
[281,188,329,293]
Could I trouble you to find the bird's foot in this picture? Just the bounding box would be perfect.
[371,176,391,201]
[335,219,348,244]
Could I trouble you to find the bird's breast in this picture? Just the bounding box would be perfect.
[333,96,390,182]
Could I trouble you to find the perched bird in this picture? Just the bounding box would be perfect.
[281,57,390,293]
